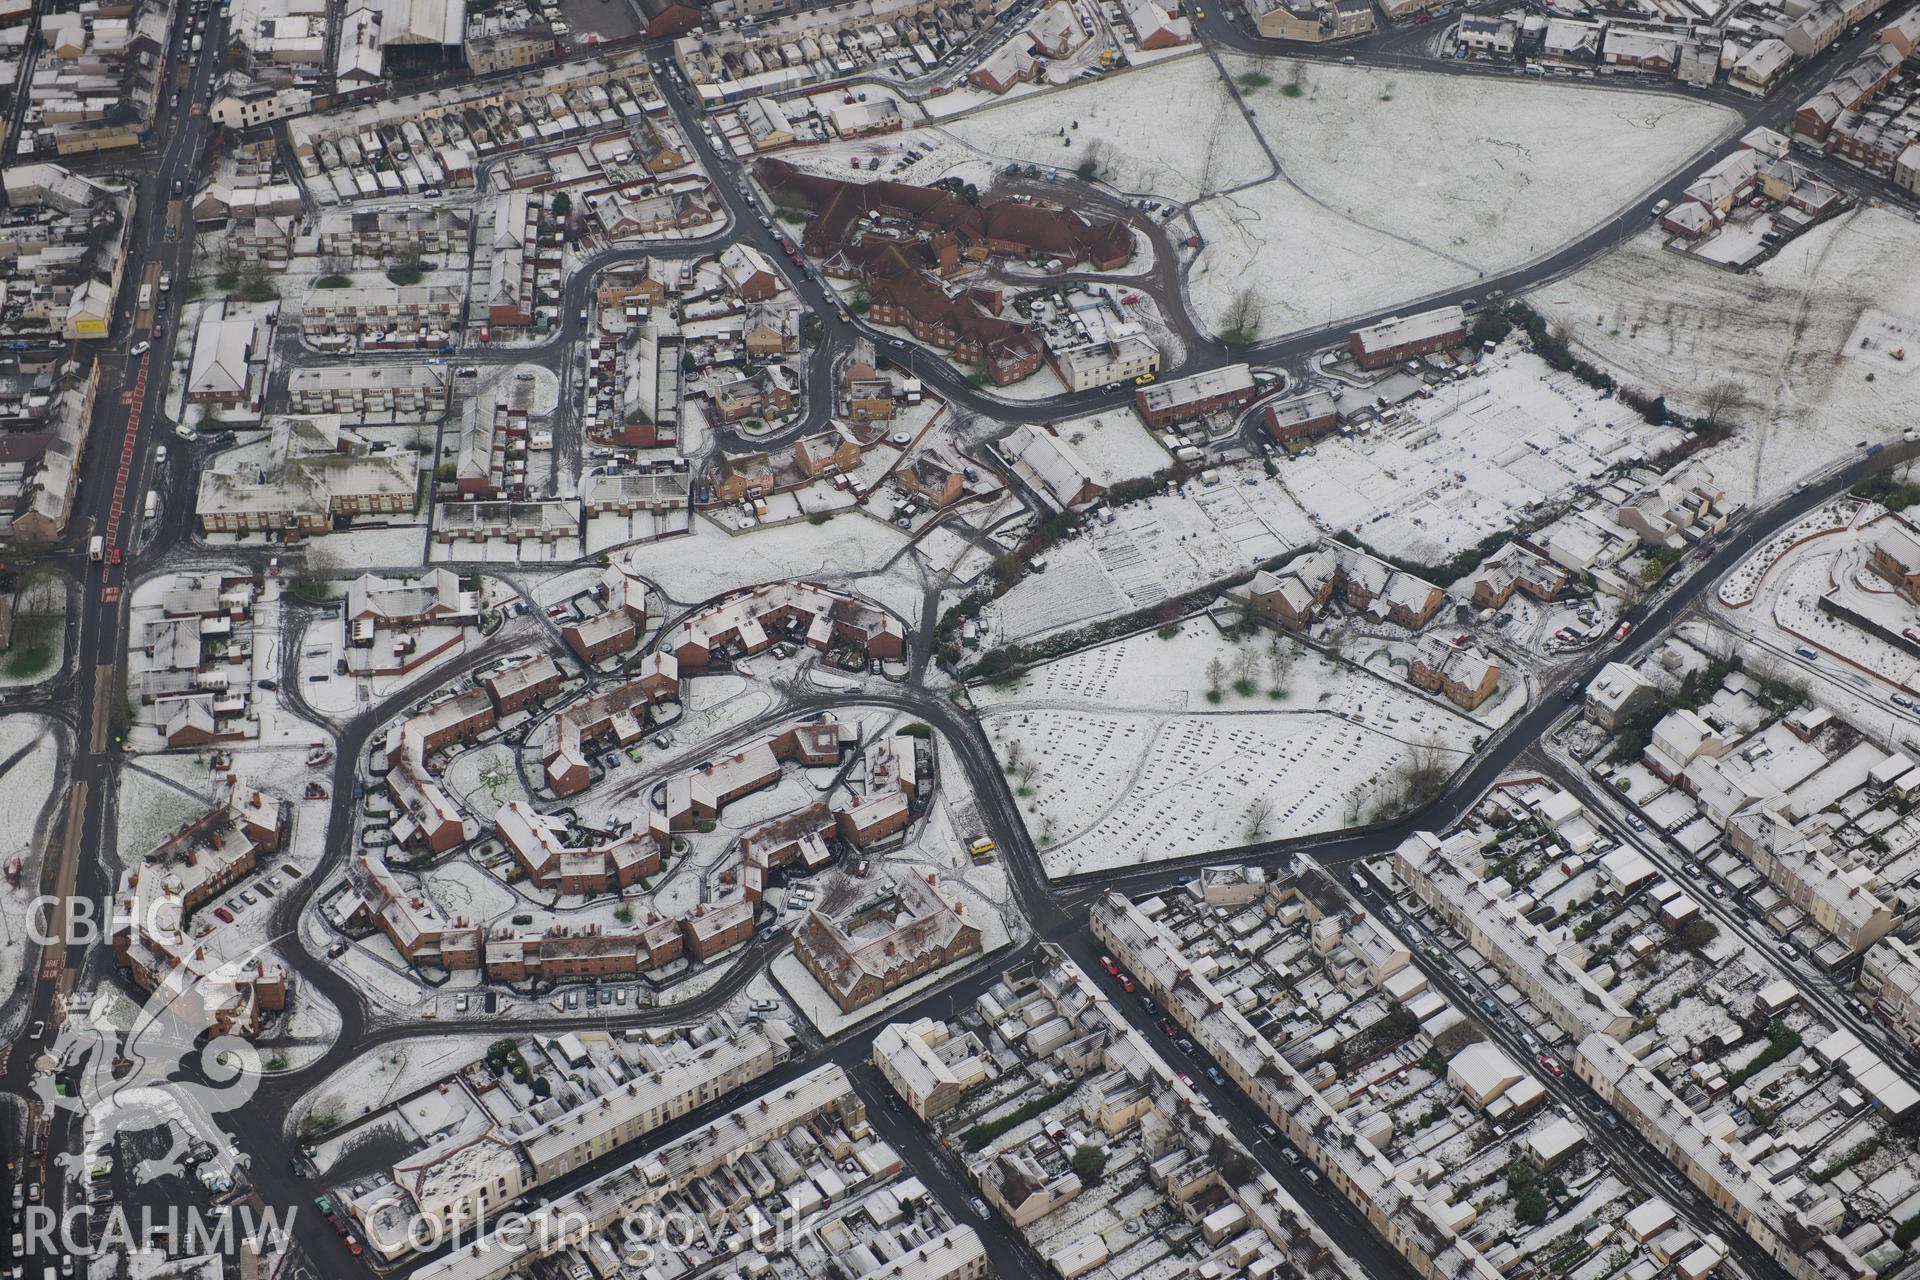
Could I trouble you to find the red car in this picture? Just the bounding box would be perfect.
[325,1214,348,1235]
[214,907,235,923]
[1119,975,1136,994]
[1613,621,1634,641]
[109,547,122,566]
[1098,955,1120,977]
[344,1235,364,1257]
[1538,1053,1565,1078]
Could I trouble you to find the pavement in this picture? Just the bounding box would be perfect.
[4,4,1918,1278]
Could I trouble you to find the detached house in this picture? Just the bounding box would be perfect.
[1869,514,1920,605]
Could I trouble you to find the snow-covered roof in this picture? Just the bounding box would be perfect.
[1447,1042,1524,1105]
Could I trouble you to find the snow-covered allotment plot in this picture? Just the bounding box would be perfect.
[1533,207,1920,504]
[942,55,1270,203]
[1283,348,1687,565]
[1185,59,1737,341]
[985,460,1320,645]
[974,619,1481,879]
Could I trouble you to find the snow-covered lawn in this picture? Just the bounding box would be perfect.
[1189,60,1739,341]
[618,510,909,603]
[942,54,1266,202]
[1533,207,1920,503]
[115,764,220,870]
[1042,410,1174,487]
[977,620,1482,878]
[301,525,433,572]
[444,742,532,815]
[0,714,62,1030]
[1717,498,1866,608]
[299,1033,502,1161]
[0,575,68,689]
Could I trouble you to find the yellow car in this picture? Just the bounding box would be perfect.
[1134,372,1157,385]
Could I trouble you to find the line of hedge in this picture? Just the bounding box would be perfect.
[962,1086,1073,1150]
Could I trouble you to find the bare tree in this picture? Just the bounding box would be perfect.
[1204,655,1226,702]
[1223,288,1263,343]
[1245,796,1275,840]
[1371,738,1450,821]
[16,568,58,616]
[1699,380,1747,430]
[1233,647,1261,683]
[1076,139,1108,182]
[1267,638,1293,697]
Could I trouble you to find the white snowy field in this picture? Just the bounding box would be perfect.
[1533,207,1920,503]
[1189,59,1739,340]
[618,510,909,602]
[942,55,1270,202]
[977,621,1482,878]
[0,714,61,1029]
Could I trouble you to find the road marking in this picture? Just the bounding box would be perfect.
[102,351,151,550]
